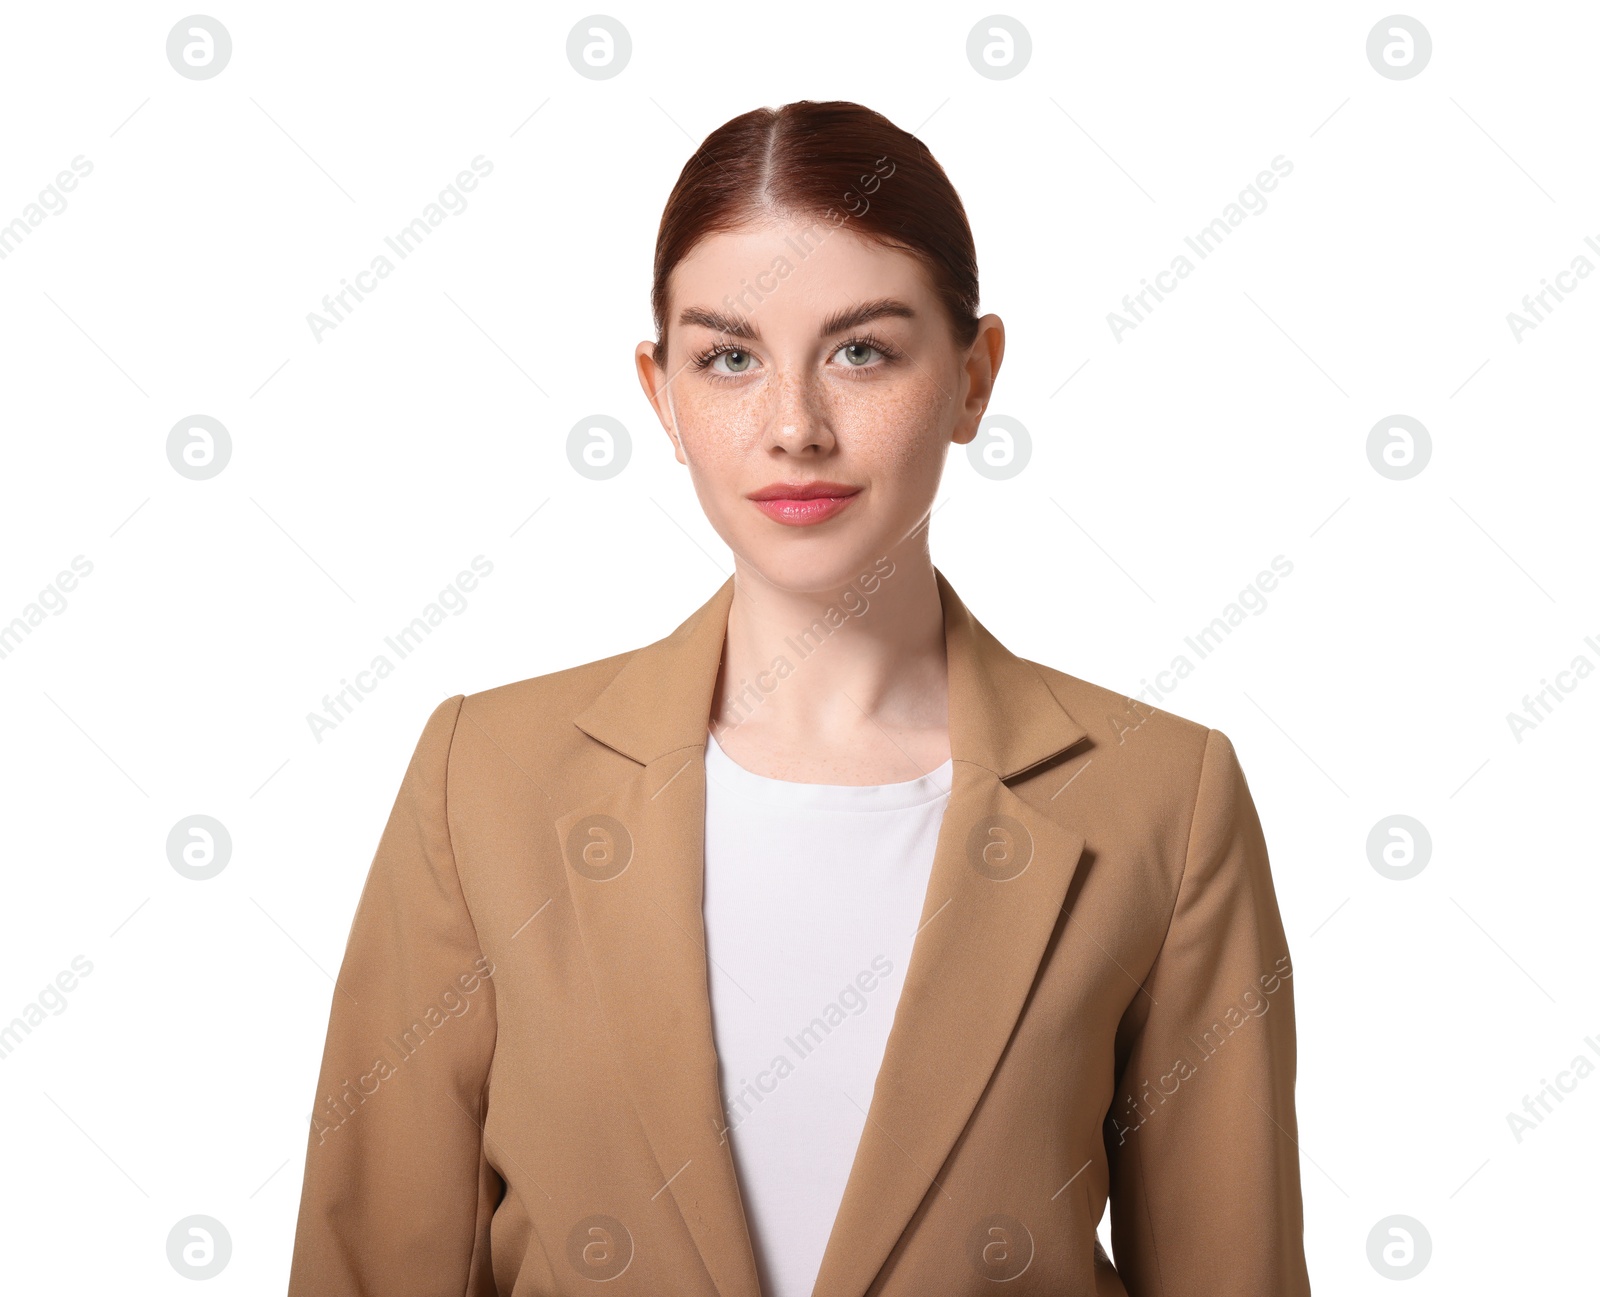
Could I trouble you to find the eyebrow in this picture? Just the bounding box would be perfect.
[676,296,916,343]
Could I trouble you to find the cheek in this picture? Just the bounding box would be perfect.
[829,371,953,474]
[668,383,764,466]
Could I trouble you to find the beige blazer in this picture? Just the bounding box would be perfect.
[286,568,1311,1296]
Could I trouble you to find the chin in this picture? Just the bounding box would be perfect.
[737,539,888,599]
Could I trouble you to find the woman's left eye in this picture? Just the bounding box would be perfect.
[834,341,884,367]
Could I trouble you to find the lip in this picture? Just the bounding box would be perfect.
[746,480,862,526]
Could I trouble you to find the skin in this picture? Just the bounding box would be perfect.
[634,214,1004,784]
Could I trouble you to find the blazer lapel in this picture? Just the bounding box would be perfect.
[554,568,1088,1297]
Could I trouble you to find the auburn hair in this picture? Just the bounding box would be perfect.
[649,100,981,366]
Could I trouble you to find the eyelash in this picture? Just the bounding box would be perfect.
[689,333,901,381]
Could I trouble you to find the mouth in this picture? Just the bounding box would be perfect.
[745,480,862,527]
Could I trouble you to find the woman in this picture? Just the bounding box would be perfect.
[287,100,1311,1296]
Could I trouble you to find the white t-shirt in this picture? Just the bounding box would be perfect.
[700,728,954,1297]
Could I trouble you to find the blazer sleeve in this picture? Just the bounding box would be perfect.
[1103,727,1311,1296]
[286,694,502,1297]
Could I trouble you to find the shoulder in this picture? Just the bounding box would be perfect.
[1020,657,1250,815]
[1017,661,1261,902]
[408,647,645,797]
[460,647,635,728]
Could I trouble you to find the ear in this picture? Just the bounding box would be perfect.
[634,341,687,464]
[951,314,1005,446]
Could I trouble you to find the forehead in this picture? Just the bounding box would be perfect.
[670,217,933,316]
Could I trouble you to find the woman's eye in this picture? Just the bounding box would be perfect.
[712,348,754,373]
[835,341,882,367]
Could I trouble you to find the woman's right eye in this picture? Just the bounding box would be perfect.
[697,344,757,375]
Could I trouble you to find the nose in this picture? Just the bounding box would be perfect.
[766,370,832,454]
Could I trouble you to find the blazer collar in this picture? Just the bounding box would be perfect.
[555,567,1091,1297]
[571,566,1086,778]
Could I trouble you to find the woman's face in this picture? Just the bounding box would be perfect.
[635,216,1003,597]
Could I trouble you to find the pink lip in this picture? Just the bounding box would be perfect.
[747,483,861,526]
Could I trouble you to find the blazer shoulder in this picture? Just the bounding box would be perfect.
[1020,662,1255,887]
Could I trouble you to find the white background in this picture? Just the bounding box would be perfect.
[1,1,1595,1292]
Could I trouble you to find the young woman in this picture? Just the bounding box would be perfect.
[287,100,1311,1297]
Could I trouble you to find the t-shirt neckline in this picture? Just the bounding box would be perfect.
[703,729,953,811]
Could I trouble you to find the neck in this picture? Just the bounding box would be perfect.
[709,537,951,780]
